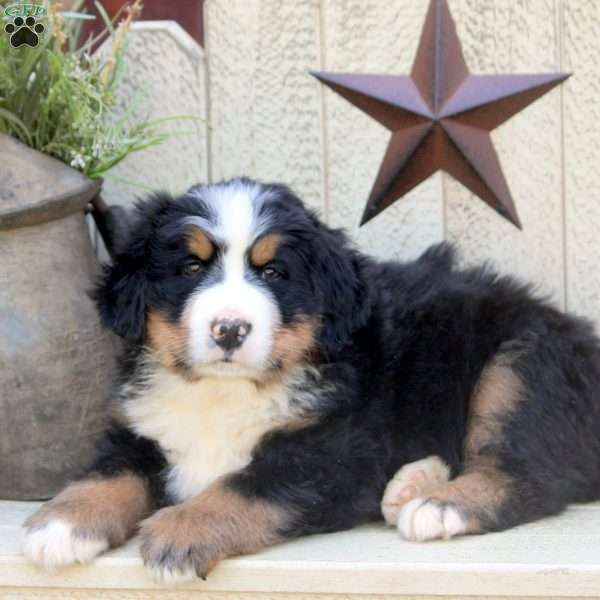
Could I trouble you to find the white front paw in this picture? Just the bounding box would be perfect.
[397,498,467,542]
[23,519,109,570]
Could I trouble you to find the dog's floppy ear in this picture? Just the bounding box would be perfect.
[93,258,148,341]
[92,194,169,341]
[311,224,371,357]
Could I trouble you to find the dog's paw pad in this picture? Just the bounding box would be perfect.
[381,456,450,526]
[23,519,108,570]
[397,498,467,542]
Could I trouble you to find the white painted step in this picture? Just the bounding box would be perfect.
[2,500,600,597]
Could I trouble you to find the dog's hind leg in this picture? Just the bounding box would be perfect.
[394,344,588,541]
[396,466,511,541]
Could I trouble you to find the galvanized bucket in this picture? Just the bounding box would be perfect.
[0,133,117,499]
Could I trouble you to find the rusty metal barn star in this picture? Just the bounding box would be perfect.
[311,0,570,229]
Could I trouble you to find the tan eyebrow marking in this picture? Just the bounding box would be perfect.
[186,227,214,261]
[250,233,283,266]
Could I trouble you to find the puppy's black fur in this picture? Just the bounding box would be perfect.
[229,241,600,535]
[96,181,600,531]
[26,178,600,577]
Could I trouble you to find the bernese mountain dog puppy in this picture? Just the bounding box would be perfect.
[23,177,600,582]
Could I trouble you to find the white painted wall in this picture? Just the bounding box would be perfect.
[101,21,208,206]
[104,1,600,324]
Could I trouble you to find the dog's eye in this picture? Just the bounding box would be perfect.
[182,261,202,277]
[261,265,283,281]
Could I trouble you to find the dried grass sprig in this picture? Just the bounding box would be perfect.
[99,0,142,85]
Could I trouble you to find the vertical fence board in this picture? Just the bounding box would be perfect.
[206,0,324,213]
[321,0,444,260]
[444,0,564,306]
[562,0,600,322]
[101,22,208,207]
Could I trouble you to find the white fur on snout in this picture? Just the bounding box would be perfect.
[23,519,108,570]
[185,180,280,373]
[186,277,279,371]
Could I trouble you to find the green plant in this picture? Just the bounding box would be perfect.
[0,0,193,180]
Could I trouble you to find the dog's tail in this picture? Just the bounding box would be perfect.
[417,242,456,272]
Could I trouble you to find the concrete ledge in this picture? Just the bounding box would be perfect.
[2,500,600,598]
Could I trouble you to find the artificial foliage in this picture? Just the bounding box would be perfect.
[0,0,185,181]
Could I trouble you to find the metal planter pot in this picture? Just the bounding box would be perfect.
[0,133,117,500]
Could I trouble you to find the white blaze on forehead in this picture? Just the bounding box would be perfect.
[186,179,272,250]
[210,181,271,278]
[184,180,280,373]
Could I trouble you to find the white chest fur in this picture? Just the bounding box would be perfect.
[124,368,297,502]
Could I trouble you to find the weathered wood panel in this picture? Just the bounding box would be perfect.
[205,0,324,213]
[445,0,565,306]
[562,0,600,323]
[321,0,444,260]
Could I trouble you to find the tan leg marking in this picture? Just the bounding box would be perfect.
[465,350,525,459]
[381,456,450,526]
[139,479,291,584]
[250,233,283,266]
[397,467,512,541]
[398,351,523,542]
[186,227,214,261]
[23,474,150,569]
[428,466,511,517]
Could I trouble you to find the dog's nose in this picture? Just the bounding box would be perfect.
[210,318,252,352]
